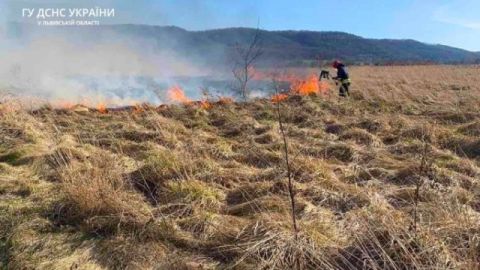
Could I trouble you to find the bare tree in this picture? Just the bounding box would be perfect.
[232,27,263,101]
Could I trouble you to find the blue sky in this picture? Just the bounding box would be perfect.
[2,0,479,51]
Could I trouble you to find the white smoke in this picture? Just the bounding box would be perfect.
[0,24,217,106]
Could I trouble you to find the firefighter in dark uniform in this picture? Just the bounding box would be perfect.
[332,60,351,97]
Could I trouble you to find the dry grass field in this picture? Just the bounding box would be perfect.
[1,65,479,269]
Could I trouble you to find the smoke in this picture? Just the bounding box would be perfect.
[0,23,221,106]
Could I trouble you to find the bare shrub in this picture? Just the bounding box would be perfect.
[232,27,263,101]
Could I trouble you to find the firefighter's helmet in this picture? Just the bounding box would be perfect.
[332,60,341,68]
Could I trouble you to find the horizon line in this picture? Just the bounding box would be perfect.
[6,21,479,53]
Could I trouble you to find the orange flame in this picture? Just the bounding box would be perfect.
[167,85,191,104]
[271,93,288,103]
[269,72,331,104]
[290,74,327,95]
[97,103,107,113]
[200,100,212,110]
[250,69,331,96]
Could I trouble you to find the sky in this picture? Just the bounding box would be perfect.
[1,0,479,51]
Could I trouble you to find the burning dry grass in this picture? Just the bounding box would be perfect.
[1,65,480,269]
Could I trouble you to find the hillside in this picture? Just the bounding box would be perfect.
[1,65,479,269]
[197,27,480,65]
[8,23,480,66]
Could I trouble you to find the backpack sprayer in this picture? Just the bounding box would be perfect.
[319,70,330,81]
[319,69,340,86]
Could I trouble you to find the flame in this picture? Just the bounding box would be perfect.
[250,69,331,97]
[271,93,288,103]
[268,72,331,104]
[43,69,333,112]
[97,103,107,113]
[290,74,328,95]
[200,100,212,110]
[167,85,191,104]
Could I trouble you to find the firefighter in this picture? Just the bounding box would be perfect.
[332,60,351,97]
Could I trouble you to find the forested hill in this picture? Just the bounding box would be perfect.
[9,23,480,66]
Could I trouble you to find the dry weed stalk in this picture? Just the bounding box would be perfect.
[273,79,299,239]
[412,124,435,237]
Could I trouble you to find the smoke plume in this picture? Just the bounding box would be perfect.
[0,23,221,107]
